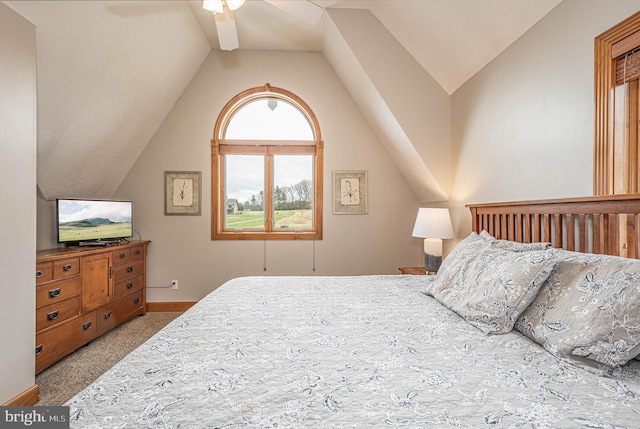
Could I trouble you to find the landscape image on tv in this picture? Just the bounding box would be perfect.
[57,199,132,243]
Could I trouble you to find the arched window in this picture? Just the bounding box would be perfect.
[211,84,323,240]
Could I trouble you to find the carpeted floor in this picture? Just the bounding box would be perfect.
[35,312,182,406]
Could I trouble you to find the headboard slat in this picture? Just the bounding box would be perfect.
[608,214,619,256]
[467,194,640,259]
[578,214,588,253]
[566,214,575,251]
[554,215,563,249]
[593,214,603,254]
[507,214,515,240]
[627,214,640,259]
[626,214,637,258]
[524,215,532,243]
[543,214,552,243]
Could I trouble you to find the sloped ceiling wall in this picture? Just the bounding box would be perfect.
[5,1,211,200]
[4,0,561,204]
[324,8,450,202]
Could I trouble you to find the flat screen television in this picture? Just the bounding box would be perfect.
[56,199,133,245]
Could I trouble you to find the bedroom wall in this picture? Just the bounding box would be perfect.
[447,0,640,243]
[0,2,36,404]
[112,50,422,302]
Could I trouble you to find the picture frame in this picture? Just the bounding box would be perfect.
[164,171,202,216]
[333,170,368,214]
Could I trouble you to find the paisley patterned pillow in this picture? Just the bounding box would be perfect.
[436,232,491,275]
[428,243,557,334]
[479,230,550,252]
[516,250,640,370]
[424,232,490,295]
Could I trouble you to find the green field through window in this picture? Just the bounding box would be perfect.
[226,210,312,229]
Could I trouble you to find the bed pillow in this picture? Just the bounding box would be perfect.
[516,250,640,370]
[436,231,491,275]
[423,232,490,293]
[428,243,557,334]
[479,230,550,252]
[423,232,491,295]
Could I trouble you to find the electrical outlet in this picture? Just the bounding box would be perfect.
[171,280,178,290]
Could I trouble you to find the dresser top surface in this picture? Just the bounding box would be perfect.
[37,240,150,261]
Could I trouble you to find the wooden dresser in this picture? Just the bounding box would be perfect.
[35,241,149,373]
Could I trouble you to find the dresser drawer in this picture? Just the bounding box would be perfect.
[36,296,80,332]
[97,291,143,335]
[114,274,144,300]
[36,277,81,309]
[35,262,53,284]
[35,311,97,374]
[113,244,144,265]
[129,244,145,261]
[113,248,131,265]
[113,259,143,282]
[53,257,80,279]
[36,257,80,285]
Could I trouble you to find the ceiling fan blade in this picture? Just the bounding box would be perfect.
[263,0,323,25]
[214,8,239,51]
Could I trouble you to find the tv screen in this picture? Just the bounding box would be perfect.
[57,199,133,244]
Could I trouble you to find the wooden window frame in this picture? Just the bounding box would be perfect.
[594,11,640,195]
[211,84,324,240]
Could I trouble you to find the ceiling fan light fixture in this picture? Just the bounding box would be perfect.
[225,0,246,11]
[203,0,224,14]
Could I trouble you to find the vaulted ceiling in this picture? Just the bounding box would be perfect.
[3,0,561,202]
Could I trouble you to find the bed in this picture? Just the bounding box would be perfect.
[65,195,640,428]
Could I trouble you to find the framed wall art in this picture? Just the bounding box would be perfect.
[333,170,368,214]
[164,171,202,216]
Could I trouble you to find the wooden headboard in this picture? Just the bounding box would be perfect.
[466,194,640,259]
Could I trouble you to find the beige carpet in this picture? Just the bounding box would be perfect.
[35,312,182,406]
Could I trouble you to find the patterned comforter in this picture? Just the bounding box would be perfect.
[66,275,640,428]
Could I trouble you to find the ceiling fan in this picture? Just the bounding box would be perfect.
[202,0,323,51]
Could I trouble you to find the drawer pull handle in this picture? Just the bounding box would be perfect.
[104,312,112,320]
[119,253,126,259]
[127,267,134,273]
[35,345,42,355]
[63,264,72,272]
[47,310,59,321]
[133,297,140,304]
[127,283,134,289]
[82,321,92,330]
[134,250,141,255]
[49,288,61,298]
[36,270,43,278]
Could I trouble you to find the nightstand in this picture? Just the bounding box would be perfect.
[398,266,427,275]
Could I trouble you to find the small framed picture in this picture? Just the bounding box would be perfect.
[333,170,368,214]
[164,171,202,216]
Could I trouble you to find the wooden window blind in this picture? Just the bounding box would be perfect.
[615,47,640,85]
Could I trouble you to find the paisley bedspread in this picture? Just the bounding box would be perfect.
[65,275,640,428]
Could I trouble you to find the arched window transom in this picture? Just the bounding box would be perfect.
[211,84,323,240]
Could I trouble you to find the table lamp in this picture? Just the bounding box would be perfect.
[411,208,454,274]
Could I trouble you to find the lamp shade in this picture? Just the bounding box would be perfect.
[412,208,454,239]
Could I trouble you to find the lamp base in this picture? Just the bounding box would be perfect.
[424,253,442,274]
[423,238,443,274]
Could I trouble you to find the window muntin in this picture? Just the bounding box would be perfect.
[212,84,323,240]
